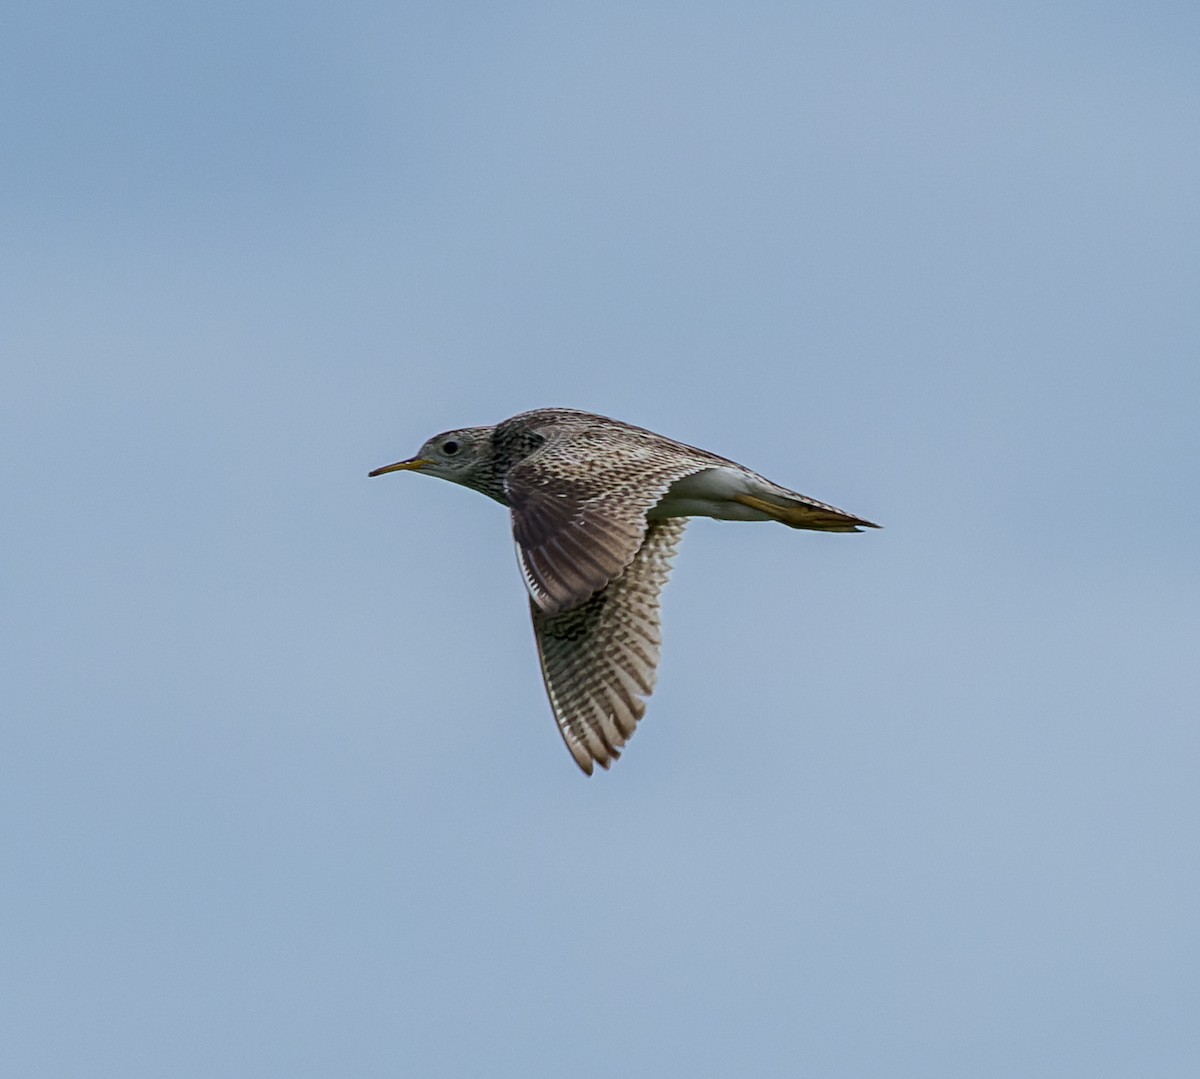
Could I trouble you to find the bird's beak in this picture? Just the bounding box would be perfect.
[368,457,432,477]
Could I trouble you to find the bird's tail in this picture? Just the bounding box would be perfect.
[733,491,880,532]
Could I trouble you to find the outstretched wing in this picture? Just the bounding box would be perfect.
[505,431,700,615]
[529,518,686,775]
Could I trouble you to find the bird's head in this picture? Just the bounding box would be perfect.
[369,426,494,490]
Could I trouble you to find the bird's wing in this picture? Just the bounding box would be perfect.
[529,518,686,775]
[505,431,699,614]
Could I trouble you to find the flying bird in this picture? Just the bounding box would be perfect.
[370,408,877,774]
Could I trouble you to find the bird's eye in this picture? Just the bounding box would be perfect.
[441,439,460,456]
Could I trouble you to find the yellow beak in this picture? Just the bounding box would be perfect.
[368,457,433,477]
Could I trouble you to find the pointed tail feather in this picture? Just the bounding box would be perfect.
[733,492,880,532]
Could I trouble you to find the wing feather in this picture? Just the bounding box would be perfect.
[506,429,704,614]
[530,518,687,774]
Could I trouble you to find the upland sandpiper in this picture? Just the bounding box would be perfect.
[370,408,878,774]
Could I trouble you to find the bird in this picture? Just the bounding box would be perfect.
[369,408,878,775]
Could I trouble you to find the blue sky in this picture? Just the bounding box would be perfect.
[3,3,1198,1076]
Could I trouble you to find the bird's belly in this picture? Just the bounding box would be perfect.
[648,466,773,522]
[648,497,771,521]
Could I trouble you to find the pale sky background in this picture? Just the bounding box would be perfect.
[3,3,1198,1077]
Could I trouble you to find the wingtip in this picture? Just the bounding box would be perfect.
[574,753,595,776]
[569,742,619,776]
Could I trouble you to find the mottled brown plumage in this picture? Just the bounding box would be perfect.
[370,408,878,774]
